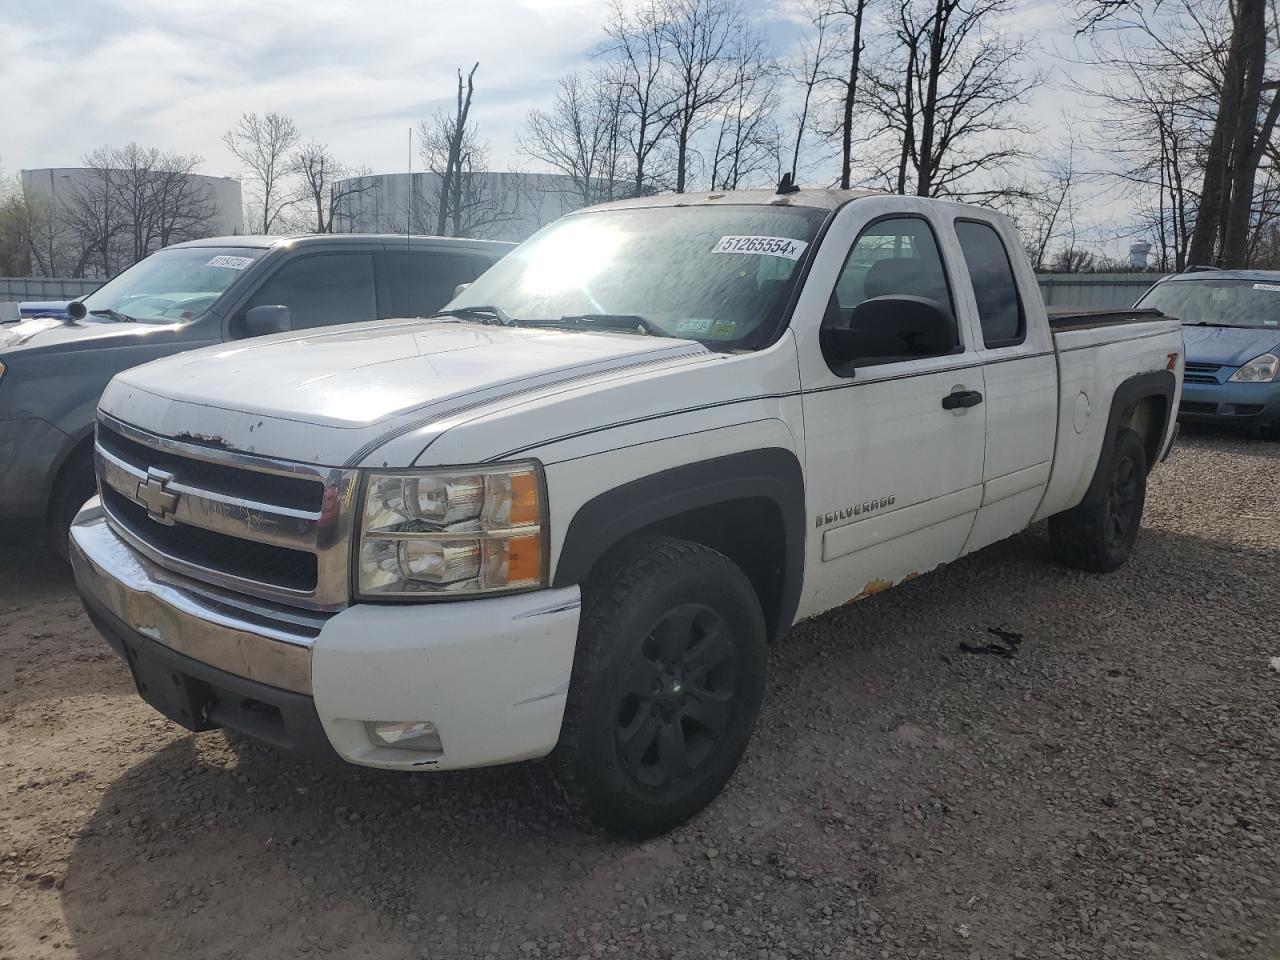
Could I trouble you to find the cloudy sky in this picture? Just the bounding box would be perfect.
[3,0,1124,244]
[3,0,1095,168]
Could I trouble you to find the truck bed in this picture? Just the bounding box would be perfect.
[1047,307,1167,330]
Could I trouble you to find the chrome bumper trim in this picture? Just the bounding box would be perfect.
[70,499,316,694]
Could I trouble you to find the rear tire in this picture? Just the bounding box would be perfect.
[46,447,96,563]
[552,536,766,838]
[1049,427,1147,573]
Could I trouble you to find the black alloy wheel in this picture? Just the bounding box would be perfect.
[614,603,737,790]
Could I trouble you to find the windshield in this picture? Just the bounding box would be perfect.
[1137,278,1280,330]
[80,246,266,324]
[449,204,829,347]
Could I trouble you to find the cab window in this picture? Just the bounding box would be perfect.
[245,253,376,331]
[822,217,959,372]
[954,219,1025,347]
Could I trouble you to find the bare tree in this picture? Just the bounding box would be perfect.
[0,171,36,276]
[789,2,836,181]
[658,0,752,192]
[292,141,372,233]
[710,30,783,189]
[416,71,521,239]
[420,64,482,236]
[1078,0,1280,266]
[602,0,680,195]
[1072,3,1220,272]
[863,0,1038,197]
[521,72,628,206]
[223,112,300,234]
[823,0,873,189]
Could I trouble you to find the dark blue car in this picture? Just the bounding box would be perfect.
[1136,270,1280,439]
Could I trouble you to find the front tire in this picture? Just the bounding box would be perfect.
[552,536,766,837]
[1049,427,1148,573]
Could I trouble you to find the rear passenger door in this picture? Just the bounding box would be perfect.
[794,203,987,618]
[377,251,489,319]
[950,217,1058,555]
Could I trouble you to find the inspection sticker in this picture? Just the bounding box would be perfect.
[712,235,809,261]
[1253,282,1280,292]
[206,255,255,270]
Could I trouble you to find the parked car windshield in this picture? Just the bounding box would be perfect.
[1137,278,1280,329]
[80,246,267,324]
[448,204,829,347]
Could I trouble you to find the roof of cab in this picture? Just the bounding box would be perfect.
[583,187,885,214]
[165,234,516,253]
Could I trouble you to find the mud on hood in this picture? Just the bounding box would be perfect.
[99,318,710,465]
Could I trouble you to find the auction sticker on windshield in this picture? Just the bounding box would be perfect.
[206,255,255,270]
[1253,283,1280,292]
[712,236,809,260]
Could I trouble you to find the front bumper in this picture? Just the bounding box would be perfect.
[1178,379,1280,426]
[71,500,582,771]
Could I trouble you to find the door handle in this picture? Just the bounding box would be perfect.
[942,389,983,410]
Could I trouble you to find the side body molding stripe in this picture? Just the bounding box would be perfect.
[552,448,806,642]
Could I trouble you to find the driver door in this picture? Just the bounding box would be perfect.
[793,202,986,619]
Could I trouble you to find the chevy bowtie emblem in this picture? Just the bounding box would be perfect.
[136,467,180,524]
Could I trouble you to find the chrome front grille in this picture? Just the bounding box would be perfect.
[94,414,358,610]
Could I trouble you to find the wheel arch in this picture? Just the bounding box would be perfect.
[552,448,806,643]
[44,422,95,516]
[1082,369,1175,505]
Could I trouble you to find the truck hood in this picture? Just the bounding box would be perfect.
[100,319,712,465]
[0,316,173,355]
[1181,323,1280,367]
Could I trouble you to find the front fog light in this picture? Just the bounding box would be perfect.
[366,720,442,753]
[357,462,547,598]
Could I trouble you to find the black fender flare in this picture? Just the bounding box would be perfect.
[552,447,806,641]
[1082,369,1176,505]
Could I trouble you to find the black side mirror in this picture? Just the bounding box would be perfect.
[242,304,292,338]
[821,295,954,367]
[66,300,87,322]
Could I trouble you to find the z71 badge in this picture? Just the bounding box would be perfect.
[815,496,896,528]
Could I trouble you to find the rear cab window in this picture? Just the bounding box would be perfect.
[954,219,1025,347]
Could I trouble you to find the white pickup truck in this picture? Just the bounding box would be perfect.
[71,189,1183,836]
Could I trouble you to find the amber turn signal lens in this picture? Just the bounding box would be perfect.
[506,534,543,585]
[508,471,541,527]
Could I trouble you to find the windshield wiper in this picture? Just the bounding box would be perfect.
[519,314,661,337]
[427,305,514,326]
[89,308,139,323]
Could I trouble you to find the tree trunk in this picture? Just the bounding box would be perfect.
[896,47,916,194]
[1187,0,1257,266]
[914,0,946,197]
[840,0,867,190]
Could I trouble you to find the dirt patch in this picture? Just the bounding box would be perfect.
[2,430,1278,959]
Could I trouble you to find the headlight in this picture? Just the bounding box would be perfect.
[356,462,546,598]
[1229,353,1280,382]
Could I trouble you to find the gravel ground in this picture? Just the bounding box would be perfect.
[1,426,1278,960]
